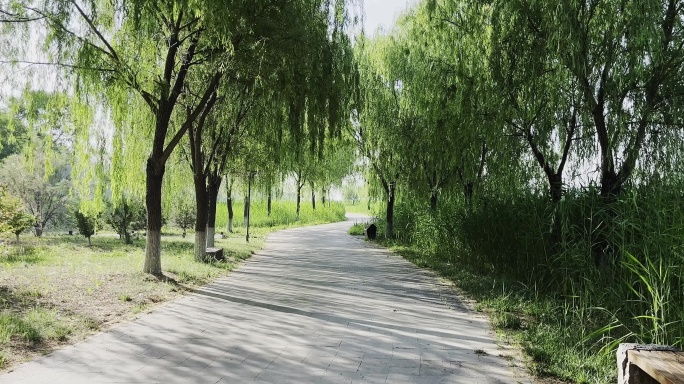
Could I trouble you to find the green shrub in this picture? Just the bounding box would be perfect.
[348,223,365,235]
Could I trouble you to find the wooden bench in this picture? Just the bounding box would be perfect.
[618,344,684,384]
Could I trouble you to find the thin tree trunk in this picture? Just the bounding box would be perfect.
[143,160,165,275]
[430,190,438,211]
[386,181,396,239]
[243,195,249,226]
[15,233,19,244]
[87,236,92,246]
[226,178,234,233]
[296,184,302,220]
[549,173,563,204]
[311,181,316,210]
[206,174,221,248]
[321,188,326,206]
[193,175,209,262]
[246,172,253,243]
[267,187,272,217]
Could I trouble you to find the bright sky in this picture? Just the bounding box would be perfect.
[363,0,418,35]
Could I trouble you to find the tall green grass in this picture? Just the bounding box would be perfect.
[380,185,684,383]
[214,200,346,229]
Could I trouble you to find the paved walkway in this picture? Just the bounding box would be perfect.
[2,217,531,383]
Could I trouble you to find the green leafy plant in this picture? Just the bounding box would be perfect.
[74,210,98,246]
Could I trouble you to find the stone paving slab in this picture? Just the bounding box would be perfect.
[1,216,531,383]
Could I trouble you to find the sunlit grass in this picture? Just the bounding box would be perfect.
[0,198,347,369]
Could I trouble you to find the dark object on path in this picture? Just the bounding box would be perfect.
[365,224,377,240]
[206,247,224,262]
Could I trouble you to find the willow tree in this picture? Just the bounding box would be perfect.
[25,0,358,274]
[384,3,496,209]
[488,1,590,204]
[540,0,684,199]
[204,83,256,249]
[353,36,407,238]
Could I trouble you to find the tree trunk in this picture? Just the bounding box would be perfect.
[296,184,302,220]
[462,182,473,207]
[321,188,326,206]
[549,173,563,204]
[267,187,272,217]
[34,224,43,237]
[87,236,92,246]
[206,174,221,248]
[15,233,19,244]
[430,190,438,211]
[243,195,249,226]
[386,181,396,239]
[227,199,234,233]
[311,182,316,210]
[226,179,234,233]
[246,172,253,243]
[600,169,621,201]
[143,160,165,275]
[193,175,209,262]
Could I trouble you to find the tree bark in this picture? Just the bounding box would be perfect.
[226,178,234,233]
[296,184,303,220]
[267,187,272,217]
[321,188,326,206]
[143,159,165,275]
[246,172,253,243]
[549,173,563,204]
[430,190,438,211]
[193,174,209,262]
[463,182,474,207]
[311,182,316,210]
[386,181,396,239]
[243,194,249,226]
[206,173,221,248]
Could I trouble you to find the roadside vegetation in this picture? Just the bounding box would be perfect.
[354,1,684,383]
[1,0,682,382]
[0,201,345,370]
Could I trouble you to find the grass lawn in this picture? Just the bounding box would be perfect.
[343,202,377,216]
[0,202,346,371]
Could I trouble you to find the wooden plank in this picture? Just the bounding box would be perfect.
[628,350,684,384]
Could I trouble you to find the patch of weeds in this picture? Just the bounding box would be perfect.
[0,312,41,344]
[348,223,366,236]
[25,309,73,342]
[492,312,523,330]
[0,350,6,369]
[474,349,488,356]
[118,294,132,302]
[80,318,98,331]
[0,246,44,265]
[132,303,149,315]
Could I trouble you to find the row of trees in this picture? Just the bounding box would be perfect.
[354,0,684,372]
[357,0,684,250]
[1,0,360,274]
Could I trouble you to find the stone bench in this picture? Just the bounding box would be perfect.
[618,344,684,384]
[206,247,224,262]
